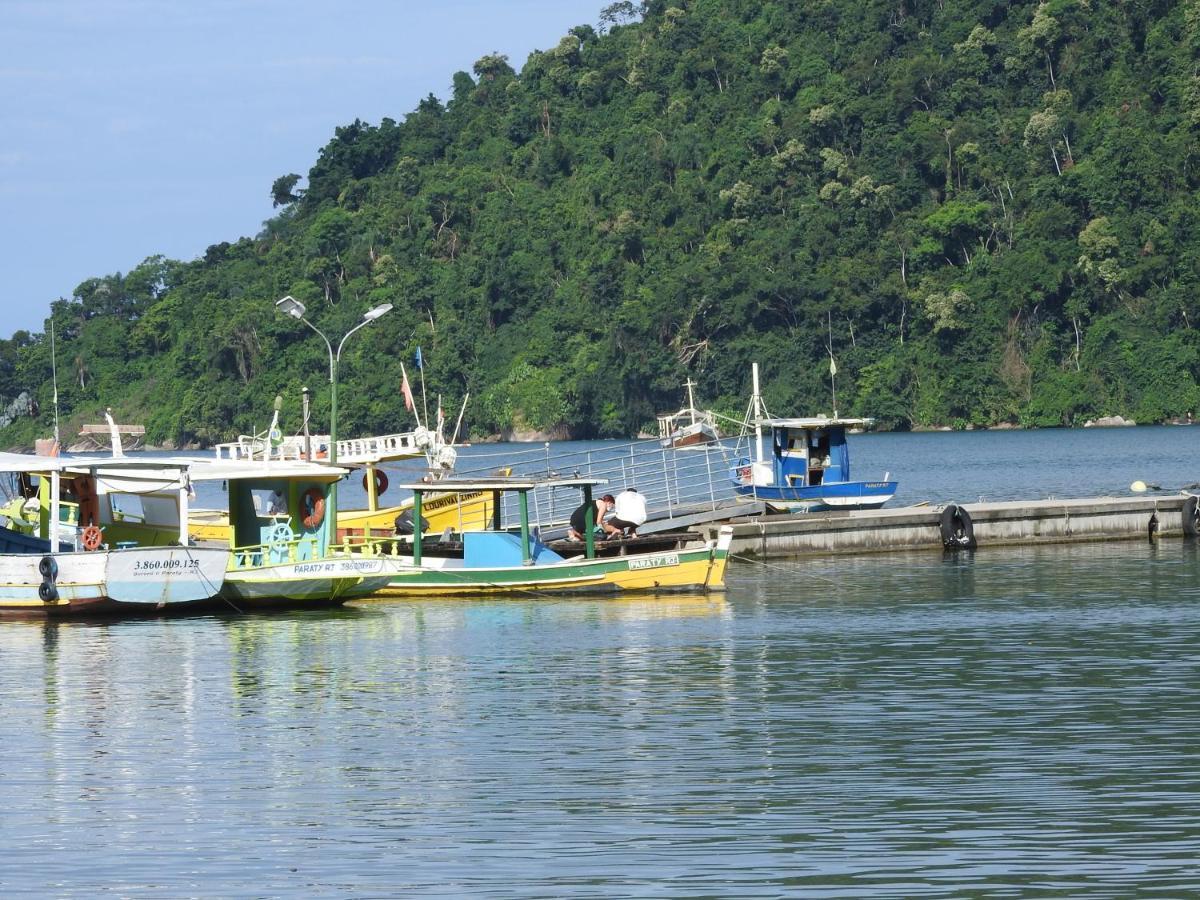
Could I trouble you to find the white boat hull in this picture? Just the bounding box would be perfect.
[221,556,392,605]
[0,546,229,616]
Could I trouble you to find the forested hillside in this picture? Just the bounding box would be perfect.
[4,0,1199,447]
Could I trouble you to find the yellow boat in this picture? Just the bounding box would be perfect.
[343,477,731,598]
[188,469,494,542]
[188,427,495,543]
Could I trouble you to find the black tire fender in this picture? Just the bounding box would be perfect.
[38,581,58,602]
[38,556,58,581]
[940,503,977,550]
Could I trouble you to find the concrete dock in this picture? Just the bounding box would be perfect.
[707,494,1191,558]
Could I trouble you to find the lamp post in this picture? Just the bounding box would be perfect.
[275,296,393,529]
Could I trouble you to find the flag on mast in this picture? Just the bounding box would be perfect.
[414,346,424,370]
[400,363,415,412]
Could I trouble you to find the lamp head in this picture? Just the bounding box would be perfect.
[363,303,393,322]
[276,295,307,319]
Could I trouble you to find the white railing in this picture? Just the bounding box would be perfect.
[214,430,433,464]
[336,432,424,463]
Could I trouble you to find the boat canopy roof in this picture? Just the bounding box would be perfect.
[758,416,875,429]
[185,458,351,484]
[399,476,607,494]
[0,452,348,493]
[0,451,194,476]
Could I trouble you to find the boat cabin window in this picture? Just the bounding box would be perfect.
[110,493,145,524]
[141,495,179,527]
[810,433,831,463]
[251,488,289,517]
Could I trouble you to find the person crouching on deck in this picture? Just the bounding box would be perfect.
[568,494,621,541]
[609,487,647,537]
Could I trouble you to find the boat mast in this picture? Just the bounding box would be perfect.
[265,395,283,464]
[752,363,764,465]
[104,408,124,458]
[685,378,697,426]
[50,320,60,454]
[827,309,838,418]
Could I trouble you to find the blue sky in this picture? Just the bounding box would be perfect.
[0,0,604,335]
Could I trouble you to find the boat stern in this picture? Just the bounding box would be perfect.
[704,526,733,590]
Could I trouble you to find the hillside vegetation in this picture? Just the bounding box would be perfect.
[3,0,1199,446]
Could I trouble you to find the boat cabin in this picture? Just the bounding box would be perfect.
[376,477,702,567]
[186,460,350,566]
[739,417,872,489]
[0,454,196,553]
[399,477,605,566]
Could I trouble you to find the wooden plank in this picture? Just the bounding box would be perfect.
[638,500,769,534]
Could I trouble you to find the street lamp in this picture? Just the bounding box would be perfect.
[275,295,393,527]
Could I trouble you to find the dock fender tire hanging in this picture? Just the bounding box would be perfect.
[362,469,389,496]
[940,504,977,550]
[1183,495,1200,537]
[38,556,58,580]
[81,525,103,552]
[38,581,58,602]
[301,487,326,530]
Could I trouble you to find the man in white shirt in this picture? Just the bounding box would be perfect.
[610,487,648,537]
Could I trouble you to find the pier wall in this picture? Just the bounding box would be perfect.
[711,495,1188,559]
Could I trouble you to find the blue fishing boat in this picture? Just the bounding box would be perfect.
[730,416,896,511]
[728,364,897,512]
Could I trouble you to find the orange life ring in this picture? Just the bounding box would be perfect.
[81,525,103,551]
[362,469,389,496]
[301,487,326,530]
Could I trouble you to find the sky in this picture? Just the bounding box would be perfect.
[0,0,604,335]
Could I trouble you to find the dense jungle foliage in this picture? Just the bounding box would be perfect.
[4,0,1200,447]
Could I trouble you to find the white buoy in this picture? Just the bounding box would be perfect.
[1131,480,1148,493]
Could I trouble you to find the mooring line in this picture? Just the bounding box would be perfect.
[182,543,245,615]
[728,552,843,587]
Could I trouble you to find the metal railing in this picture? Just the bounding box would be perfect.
[451,435,756,531]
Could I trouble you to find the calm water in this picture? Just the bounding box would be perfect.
[3,537,1200,895]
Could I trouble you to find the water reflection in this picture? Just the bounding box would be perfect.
[2,542,1199,894]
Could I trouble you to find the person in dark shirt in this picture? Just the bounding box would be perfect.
[568,494,619,540]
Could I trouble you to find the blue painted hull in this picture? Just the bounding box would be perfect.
[732,480,898,512]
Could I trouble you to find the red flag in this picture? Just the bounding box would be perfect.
[400,365,415,412]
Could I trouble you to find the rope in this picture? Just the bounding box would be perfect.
[181,542,244,615]
[728,552,844,587]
